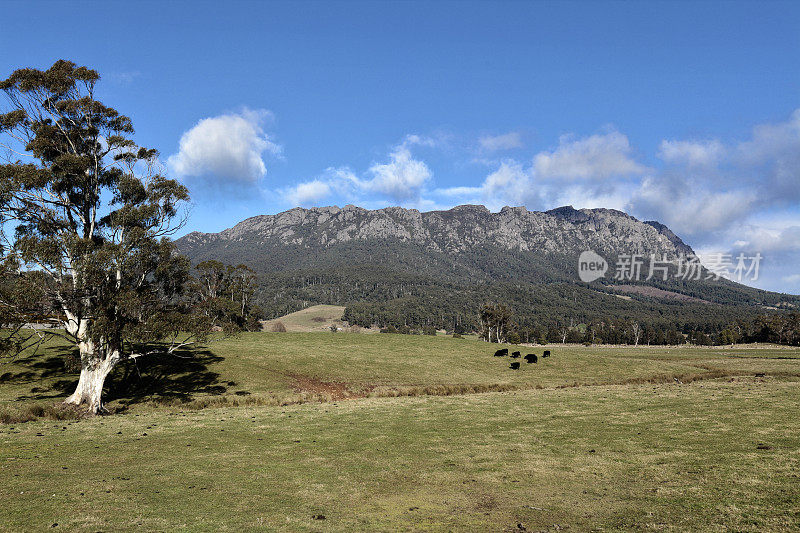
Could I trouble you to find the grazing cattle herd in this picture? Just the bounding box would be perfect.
[493,347,551,369]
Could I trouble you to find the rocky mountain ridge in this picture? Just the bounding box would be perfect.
[175,204,795,330]
[179,204,694,258]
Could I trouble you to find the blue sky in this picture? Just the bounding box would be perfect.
[1,0,799,293]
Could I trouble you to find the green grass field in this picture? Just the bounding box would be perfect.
[1,333,799,531]
[262,305,352,333]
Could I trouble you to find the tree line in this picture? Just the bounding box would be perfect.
[478,305,800,346]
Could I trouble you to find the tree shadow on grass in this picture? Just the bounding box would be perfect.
[7,345,229,406]
[106,348,227,406]
[3,346,79,401]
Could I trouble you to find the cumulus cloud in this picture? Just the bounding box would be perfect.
[480,161,535,206]
[734,108,800,203]
[167,108,281,187]
[533,131,647,180]
[279,137,433,207]
[733,225,800,253]
[657,139,725,167]
[283,180,332,207]
[363,144,432,200]
[626,108,800,244]
[479,132,523,152]
[437,131,648,210]
[690,217,800,293]
[435,160,536,210]
[629,176,756,239]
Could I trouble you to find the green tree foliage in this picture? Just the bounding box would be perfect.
[479,303,515,343]
[195,261,262,331]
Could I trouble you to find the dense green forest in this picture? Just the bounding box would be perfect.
[178,237,800,342]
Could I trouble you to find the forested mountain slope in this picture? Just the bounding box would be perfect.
[176,205,798,332]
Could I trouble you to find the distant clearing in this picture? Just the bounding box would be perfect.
[610,284,712,304]
[261,305,366,333]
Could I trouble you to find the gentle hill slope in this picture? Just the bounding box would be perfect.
[261,304,348,332]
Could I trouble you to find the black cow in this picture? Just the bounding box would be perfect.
[509,362,520,370]
[494,348,509,357]
[524,353,538,363]
[543,350,551,357]
[511,351,521,358]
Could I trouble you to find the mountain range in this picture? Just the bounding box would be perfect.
[176,205,797,332]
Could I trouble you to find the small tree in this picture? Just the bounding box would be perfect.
[195,261,261,330]
[630,321,641,346]
[0,60,241,413]
[479,303,514,343]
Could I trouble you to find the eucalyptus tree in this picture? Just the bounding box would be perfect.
[0,60,236,413]
[479,303,514,343]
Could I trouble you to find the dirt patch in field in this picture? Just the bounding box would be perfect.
[289,374,373,400]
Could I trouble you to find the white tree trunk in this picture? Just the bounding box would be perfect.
[64,343,119,414]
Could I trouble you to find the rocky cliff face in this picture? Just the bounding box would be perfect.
[178,204,694,258]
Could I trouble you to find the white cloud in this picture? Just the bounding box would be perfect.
[734,108,800,203]
[657,139,725,167]
[283,180,332,207]
[402,134,437,148]
[436,185,484,197]
[479,132,523,152]
[278,138,433,206]
[435,160,539,211]
[167,108,280,186]
[533,131,647,180]
[554,185,631,212]
[360,143,432,201]
[107,71,141,85]
[482,161,533,205]
[733,225,800,253]
[437,131,647,211]
[629,176,756,238]
[626,108,800,248]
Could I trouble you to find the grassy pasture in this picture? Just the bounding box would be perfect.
[4,333,800,412]
[1,333,799,531]
[261,305,350,333]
